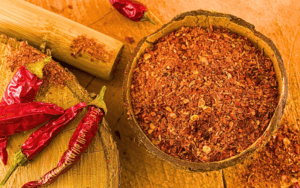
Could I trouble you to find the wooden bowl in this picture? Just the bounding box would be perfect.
[123,10,288,172]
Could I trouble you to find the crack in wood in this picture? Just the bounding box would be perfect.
[112,111,125,130]
[87,10,116,27]
[222,169,227,188]
[85,76,96,89]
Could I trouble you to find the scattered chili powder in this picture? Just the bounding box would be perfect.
[125,37,135,44]
[70,35,113,63]
[130,26,279,162]
[240,121,300,187]
[6,41,70,88]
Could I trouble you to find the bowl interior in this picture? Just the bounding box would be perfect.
[123,10,288,171]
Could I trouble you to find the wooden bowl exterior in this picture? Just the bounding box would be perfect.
[123,10,288,172]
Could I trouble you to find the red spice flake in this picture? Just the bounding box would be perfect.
[70,35,113,63]
[125,37,135,44]
[240,122,300,187]
[61,4,74,11]
[6,42,71,87]
[246,78,253,86]
[130,26,279,162]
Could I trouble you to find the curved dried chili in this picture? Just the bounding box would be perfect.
[22,102,87,160]
[0,57,51,165]
[22,87,107,188]
[0,102,86,186]
[0,102,64,136]
[0,57,51,106]
[110,0,156,24]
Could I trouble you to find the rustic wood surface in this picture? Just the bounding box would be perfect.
[0,0,124,80]
[0,36,120,188]
[3,0,299,187]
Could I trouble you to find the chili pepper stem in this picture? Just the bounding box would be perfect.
[140,12,157,25]
[0,149,28,186]
[88,86,107,114]
[26,56,52,79]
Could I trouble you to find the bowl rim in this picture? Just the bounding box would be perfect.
[123,10,288,172]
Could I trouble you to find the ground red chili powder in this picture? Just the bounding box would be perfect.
[239,121,300,187]
[70,35,113,63]
[130,26,279,162]
[6,41,70,87]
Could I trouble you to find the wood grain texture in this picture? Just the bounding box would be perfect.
[0,0,123,80]
[15,0,300,187]
[0,37,120,188]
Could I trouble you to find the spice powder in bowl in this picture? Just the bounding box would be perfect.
[130,26,279,163]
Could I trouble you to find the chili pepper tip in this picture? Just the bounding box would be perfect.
[26,56,52,79]
[98,86,107,114]
[99,86,106,101]
[0,149,28,186]
[88,86,107,114]
[140,12,156,25]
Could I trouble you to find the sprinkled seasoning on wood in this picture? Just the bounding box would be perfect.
[130,26,279,162]
[6,41,71,87]
[240,121,300,187]
[125,37,135,44]
[70,35,113,62]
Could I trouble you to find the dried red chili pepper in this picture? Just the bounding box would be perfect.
[22,102,87,160]
[110,0,156,24]
[0,57,51,106]
[0,57,51,165]
[0,102,86,186]
[0,137,8,166]
[0,102,64,136]
[22,87,107,188]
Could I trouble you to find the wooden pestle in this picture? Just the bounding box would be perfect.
[0,0,123,80]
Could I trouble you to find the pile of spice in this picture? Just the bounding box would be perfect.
[130,26,279,162]
[6,41,70,88]
[70,35,113,62]
[240,121,300,187]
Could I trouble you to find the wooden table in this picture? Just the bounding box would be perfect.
[14,0,300,187]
